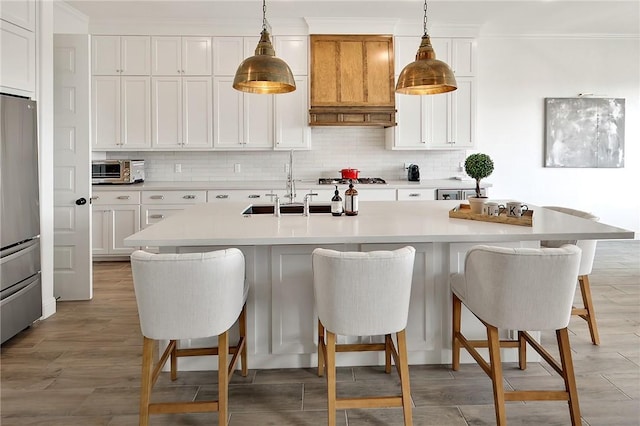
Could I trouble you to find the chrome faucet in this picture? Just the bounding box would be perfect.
[303,192,319,216]
[285,150,296,204]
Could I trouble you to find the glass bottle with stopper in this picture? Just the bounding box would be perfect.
[331,185,343,216]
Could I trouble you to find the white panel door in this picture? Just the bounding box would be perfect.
[121,77,151,149]
[53,35,92,300]
[151,77,182,149]
[182,77,212,148]
[274,76,310,150]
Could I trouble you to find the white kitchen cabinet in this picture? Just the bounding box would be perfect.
[92,76,151,150]
[213,76,273,150]
[397,188,435,201]
[0,0,36,31]
[275,35,308,75]
[92,35,151,75]
[91,190,141,257]
[151,76,212,149]
[388,36,476,151]
[0,20,35,96]
[212,37,246,76]
[274,76,310,150]
[151,36,212,76]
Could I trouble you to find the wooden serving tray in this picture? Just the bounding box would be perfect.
[449,204,533,227]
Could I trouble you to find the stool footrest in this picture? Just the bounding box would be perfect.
[505,390,570,401]
[336,343,386,352]
[335,396,403,409]
[149,400,219,414]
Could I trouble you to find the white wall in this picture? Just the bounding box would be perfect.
[477,36,639,234]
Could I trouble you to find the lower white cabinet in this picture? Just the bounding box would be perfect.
[91,190,141,257]
[207,189,269,203]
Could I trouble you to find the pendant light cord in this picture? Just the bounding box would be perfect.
[423,0,429,37]
[262,0,267,31]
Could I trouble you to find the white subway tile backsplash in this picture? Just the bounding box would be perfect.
[105,128,466,182]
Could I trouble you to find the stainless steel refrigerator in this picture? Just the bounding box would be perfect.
[1,93,42,344]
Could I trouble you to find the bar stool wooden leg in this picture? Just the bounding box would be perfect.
[170,340,178,380]
[385,334,392,374]
[487,325,507,426]
[318,319,326,377]
[452,294,462,371]
[518,331,527,370]
[239,304,248,376]
[139,337,154,426]
[326,331,337,426]
[396,330,413,426]
[218,331,229,426]
[557,328,581,425]
[578,275,600,345]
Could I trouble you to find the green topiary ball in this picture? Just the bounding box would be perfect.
[464,153,494,181]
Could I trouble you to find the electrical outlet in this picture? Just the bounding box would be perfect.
[174,163,181,173]
[234,163,241,173]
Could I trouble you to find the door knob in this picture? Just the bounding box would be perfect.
[75,197,87,205]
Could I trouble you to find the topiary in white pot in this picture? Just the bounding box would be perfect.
[464,153,494,214]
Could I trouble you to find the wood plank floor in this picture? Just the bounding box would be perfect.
[2,241,638,425]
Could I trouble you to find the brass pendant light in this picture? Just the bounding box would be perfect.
[233,0,296,94]
[395,0,457,95]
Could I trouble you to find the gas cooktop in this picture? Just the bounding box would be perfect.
[318,178,387,185]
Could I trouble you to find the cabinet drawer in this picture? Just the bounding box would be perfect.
[207,190,268,202]
[142,190,206,204]
[91,190,140,205]
[397,189,435,201]
[141,205,188,228]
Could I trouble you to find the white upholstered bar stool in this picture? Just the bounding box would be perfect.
[542,206,600,345]
[130,249,248,426]
[451,245,582,426]
[312,246,416,426]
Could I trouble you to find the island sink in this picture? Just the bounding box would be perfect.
[242,204,332,215]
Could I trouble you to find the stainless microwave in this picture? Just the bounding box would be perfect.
[92,160,145,184]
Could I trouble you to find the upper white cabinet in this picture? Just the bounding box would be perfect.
[0,20,35,95]
[152,36,212,76]
[151,76,213,149]
[92,76,151,149]
[274,36,308,75]
[213,36,246,76]
[387,36,477,150]
[0,0,36,31]
[92,35,151,75]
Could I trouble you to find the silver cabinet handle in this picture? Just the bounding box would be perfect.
[409,193,420,197]
[183,195,196,199]
[149,214,164,219]
[215,194,229,199]
[150,195,164,200]
[117,195,130,200]
[248,194,261,199]
[90,196,99,201]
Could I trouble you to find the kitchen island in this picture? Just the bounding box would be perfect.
[124,200,634,370]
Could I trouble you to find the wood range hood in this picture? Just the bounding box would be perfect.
[309,34,396,127]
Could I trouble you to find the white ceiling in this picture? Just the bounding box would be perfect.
[63,0,640,35]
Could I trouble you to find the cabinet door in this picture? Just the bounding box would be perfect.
[397,189,435,201]
[182,36,211,75]
[151,77,182,149]
[275,35,308,75]
[213,76,243,149]
[110,205,140,255]
[244,92,273,149]
[212,37,244,76]
[0,20,35,95]
[151,36,182,76]
[207,190,266,203]
[121,36,151,75]
[121,77,151,149]
[182,77,212,148]
[450,77,475,148]
[452,38,476,76]
[423,89,450,148]
[358,189,397,201]
[92,76,121,149]
[390,92,424,149]
[92,35,120,75]
[274,76,310,150]
[91,208,110,255]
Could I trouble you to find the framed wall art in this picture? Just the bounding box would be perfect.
[544,97,625,168]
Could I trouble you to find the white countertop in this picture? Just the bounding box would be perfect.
[93,179,487,191]
[124,200,634,247]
